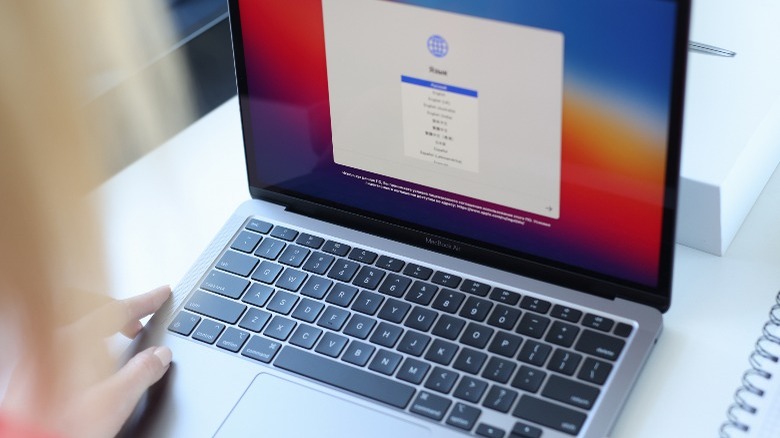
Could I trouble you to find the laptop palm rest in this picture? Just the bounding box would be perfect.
[215,373,430,437]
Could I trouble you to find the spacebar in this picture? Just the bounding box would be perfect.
[274,346,415,409]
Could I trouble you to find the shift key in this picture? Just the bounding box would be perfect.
[185,290,246,324]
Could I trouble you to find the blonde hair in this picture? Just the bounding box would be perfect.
[0,0,190,417]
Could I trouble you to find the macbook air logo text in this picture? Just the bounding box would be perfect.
[427,35,448,57]
[425,237,462,252]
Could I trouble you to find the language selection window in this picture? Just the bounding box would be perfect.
[323,0,564,218]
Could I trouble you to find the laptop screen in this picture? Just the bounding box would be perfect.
[231,0,688,310]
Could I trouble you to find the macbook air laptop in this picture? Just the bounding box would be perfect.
[123,1,690,437]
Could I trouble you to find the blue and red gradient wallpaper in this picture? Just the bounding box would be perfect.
[236,0,682,290]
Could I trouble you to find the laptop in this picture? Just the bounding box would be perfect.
[123,0,690,437]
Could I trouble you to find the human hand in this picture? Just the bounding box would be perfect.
[3,285,173,438]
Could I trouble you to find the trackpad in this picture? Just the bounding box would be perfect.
[214,373,430,437]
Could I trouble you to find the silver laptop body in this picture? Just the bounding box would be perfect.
[122,1,691,437]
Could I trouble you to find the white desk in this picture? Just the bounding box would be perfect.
[94,97,780,437]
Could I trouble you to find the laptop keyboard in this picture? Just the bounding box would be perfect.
[167,218,633,437]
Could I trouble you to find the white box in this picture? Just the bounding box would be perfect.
[676,0,780,255]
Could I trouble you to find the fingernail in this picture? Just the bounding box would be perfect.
[153,346,173,367]
[152,285,172,297]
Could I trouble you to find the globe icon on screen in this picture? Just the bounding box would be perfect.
[427,35,449,58]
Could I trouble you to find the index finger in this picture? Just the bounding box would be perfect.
[119,285,172,323]
[70,285,172,338]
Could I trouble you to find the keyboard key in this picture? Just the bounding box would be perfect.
[288,324,322,349]
[321,240,350,257]
[241,335,283,363]
[582,313,615,332]
[263,315,296,341]
[296,233,324,249]
[343,314,376,339]
[300,276,333,299]
[275,268,307,292]
[454,376,489,403]
[274,346,415,409]
[351,290,384,315]
[238,308,272,332]
[513,395,586,436]
[168,311,200,336]
[348,247,378,264]
[254,238,286,260]
[487,305,521,331]
[489,288,520,305]
[327,259,360,282]
[397,357,431,384]
[270,226,298,241]
[511,366,546,393]
[460,279,491,297]
[278,245,310,267]
[550,305,583,323]
[575,329,626,361]
[425,338,459,365]
[511,422,543,438]
[369,322,403,348]
[315,332,348,358]
[325,283,359,307]
[377,298,411,323]
[432,288,466,314]
[185,290,246,324]
[290,298,324,323]
[484,357,517,384]
[453,348,488,374]
[378,274,411,297]
[488,331,523,358]
[578,357,613,385]
[375,255,405,272]
[403,263,433,280]
[431,271,462,288]
[404,306,438,332]
[242,283,274,308]
[547,349,582,376]
[368,349,403,375]
[542,374,600,410]
[405,281,438,306]
[520,296,551,314]
[301,252,335,275]
[425,366,460,393]
[446,403,481,431]
[342,341,375,367]
[397,330,431,356]
[517,340,552,367]
[251,260,283,284]
[614,322,633,338]
[317,306,350,331]
[201,270,249,299]
[246,218,272,234]
[216,327,250,352]
[483,385,518,413]
[266,290,298,315]
[545,321,580,347]
[460,296,493,322]
[516,313,550,339]
[460,322,494,349]
[352,266,385,290]
[475,423,506,438]
[192,319,225,344]
[410,391,451,421]
[215,250,258,277]
[432,314,466,340]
